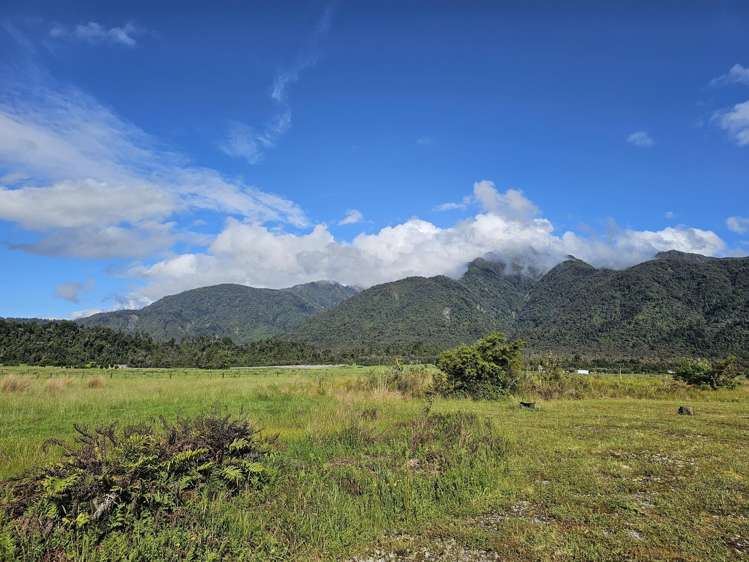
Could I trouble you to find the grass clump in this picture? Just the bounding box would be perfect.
[349,363,434,398]
[87,376,105,389]
[45,377,74,394]
[0,374,30,393]
[1,414,274,555]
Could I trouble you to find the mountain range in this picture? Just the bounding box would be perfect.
[78,251,749,359]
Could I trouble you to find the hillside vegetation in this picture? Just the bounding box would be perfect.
[79,282,358,344]
[293,252,749,360]
[73,252,749,362]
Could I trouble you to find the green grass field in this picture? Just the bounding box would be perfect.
[1,365,748,561]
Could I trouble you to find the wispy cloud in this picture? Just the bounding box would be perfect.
[339,209,363,225]
[50,21,143,48]
[434,195,471,212]
[416,136,433,146]
[710,63,749,87]
[726,216,749,234]
[626,131,654,148]
[0,78,307,258]
[220,4,336,165]
[664,211,675,220]
[55,279,94,303]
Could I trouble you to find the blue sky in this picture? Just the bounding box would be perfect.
[0,0,747,318]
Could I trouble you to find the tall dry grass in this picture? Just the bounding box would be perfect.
[46,377,75,393]
[1,374,31,393]
[87,376,105,389]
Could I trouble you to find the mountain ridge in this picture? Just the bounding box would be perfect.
[77,252,749,359]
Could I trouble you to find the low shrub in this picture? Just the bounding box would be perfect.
[435,333,525,399]
[674,356,743,389]
[0,374,30,393]
[1,415,275,542]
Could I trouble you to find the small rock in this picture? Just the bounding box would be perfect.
[520,401,536,410]
[677,406,694,416]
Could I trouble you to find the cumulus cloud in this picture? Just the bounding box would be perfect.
[433,182,537,220]
[711,63,749,87]
[339,209,363,225]
[55,280,93,303]
[713,100,749,146]
[50,22,142,47]
[0,83,307,258]
[121,181,727,304]
[626,131,654,148]
[726,216,749,234]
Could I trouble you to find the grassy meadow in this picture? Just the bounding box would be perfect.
[0,365,748,561]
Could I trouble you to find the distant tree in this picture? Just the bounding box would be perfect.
[674,356,742,389]
[435,332,525,398]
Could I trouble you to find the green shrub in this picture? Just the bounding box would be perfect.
[1,415,275,540]
[674,356,742,389]
[435,333,525,398]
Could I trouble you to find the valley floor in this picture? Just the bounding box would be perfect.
[0,366,747,561]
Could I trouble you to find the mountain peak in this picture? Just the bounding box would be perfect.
[654,250,709,262]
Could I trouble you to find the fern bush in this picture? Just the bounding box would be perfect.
[1,415,275,541]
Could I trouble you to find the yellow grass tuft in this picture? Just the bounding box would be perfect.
[87,376,105,389]
[46,377,75,393]
[1,374,31,393]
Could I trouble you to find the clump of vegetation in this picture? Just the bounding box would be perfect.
[350,362,434,398]
[435,333,525,398]
[45,377,74,393]
[674,356,743,389]
[0,374,30,393]
[1,415,274,545]
[86,376,105,389]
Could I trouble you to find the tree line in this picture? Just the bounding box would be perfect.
[0,319,347,368]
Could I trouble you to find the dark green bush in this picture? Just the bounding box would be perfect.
[674,356,742,389]
[1,415,275,541]
[435,333,525,398]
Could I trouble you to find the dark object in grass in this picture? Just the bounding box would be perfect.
[520,401,536,410]
[678,405,694,416]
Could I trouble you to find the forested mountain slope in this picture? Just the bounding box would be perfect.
[78,282,358,343]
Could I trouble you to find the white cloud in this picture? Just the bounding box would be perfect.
[434,182,537,220]
[626,131,654,148]
[714,100,749,146]
[339,209,363,225]
[221,6,333,165]
[434,196,471,212]
[0,83,307,258]
[69,308,104,320]
[726,216,749,234]
[416,136,433,146]
[664,211,675,220]
[123,181,728,304]
[50,22,142,47]
[711,64,749,87]
[219,111,292,165]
